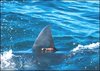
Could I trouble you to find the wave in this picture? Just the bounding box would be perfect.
[72,42,99,52]
[0,50,16,70]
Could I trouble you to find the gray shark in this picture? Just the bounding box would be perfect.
[31,25,67,69]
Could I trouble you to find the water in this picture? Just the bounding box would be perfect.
[0,0,99,70]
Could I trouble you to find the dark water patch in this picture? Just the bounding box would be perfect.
[81,11,99,20]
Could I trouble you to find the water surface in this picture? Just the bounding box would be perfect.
[0,0,99,70]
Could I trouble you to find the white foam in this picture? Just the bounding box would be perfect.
[72,42,99,52]
[0,50,16,70]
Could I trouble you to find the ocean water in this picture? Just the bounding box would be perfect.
[0,0,100,70]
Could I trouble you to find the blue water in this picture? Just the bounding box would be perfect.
[0,0,99,70]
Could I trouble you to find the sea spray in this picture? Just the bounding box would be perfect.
[0,50,16,70]
[72,42,99,52]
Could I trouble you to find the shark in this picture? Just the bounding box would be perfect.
[31,25,67,69]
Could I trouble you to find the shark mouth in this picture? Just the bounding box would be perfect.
[33,25,57,53]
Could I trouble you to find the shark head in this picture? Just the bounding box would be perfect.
[33,25,56,54]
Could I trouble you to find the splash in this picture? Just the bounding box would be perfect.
[0,50,16,70]
[72,42,100,52]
